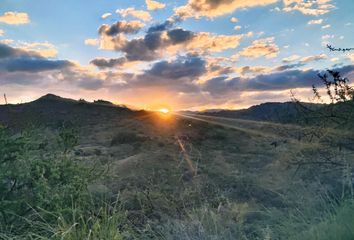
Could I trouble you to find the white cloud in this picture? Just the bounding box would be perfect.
[0,12,30,25]
[101,13,112,19]
[283,0,335,16]
[307,19,323,25]
[85,38,99,46]
[230,17,238,23]
[282,55,300,63]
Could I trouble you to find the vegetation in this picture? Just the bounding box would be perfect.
[1,65,354,239]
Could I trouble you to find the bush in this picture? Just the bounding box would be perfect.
[0,126,94,238]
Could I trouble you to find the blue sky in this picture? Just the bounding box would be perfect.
[1,0,354,110]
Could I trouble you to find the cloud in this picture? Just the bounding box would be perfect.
[85,38,99,46]
[308,19,323,25]
[99,23,244,62]
[0,58,72,73]
[233,37,279,60]
[282,54,327,64]
[175,0,279,19]
[283,0,335,16]
[146,55,205,79]
[99,21,144,36]
[321,24,331,29]
[146,0,166,10]
[19,42,58,58]
[203,69,316,95]
[147,20,175,33]
[0,12,30,25]
[167,28,194,44]
[346,53,354,63]
[0,41,58,58]
[0,43,38,58]
[0,43,72,73]
[282,55,300,63]
[101,13,112,19]
[90,57,127,69]
[116,8,152,22]
[230,17,238,23]
[0,29,4,36]
[117,55,205,92]
[299,54,327,63]
[203,65,354,97]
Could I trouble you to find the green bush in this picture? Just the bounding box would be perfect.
[0,126,100,238]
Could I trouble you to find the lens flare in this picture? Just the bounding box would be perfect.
[159,108,170,114]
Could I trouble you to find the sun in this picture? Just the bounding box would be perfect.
[159,108,170,114]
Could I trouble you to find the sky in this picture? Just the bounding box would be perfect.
[0,0,354,110]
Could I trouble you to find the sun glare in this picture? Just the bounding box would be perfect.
[159,108,170,114]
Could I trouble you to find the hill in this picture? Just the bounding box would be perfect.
[0,94,134,129]
[1,94,353,239]
[197,102,322,123]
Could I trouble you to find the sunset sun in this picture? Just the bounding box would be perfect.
[159,108,170,114]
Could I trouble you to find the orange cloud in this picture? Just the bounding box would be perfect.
[116,8,152,22]
[146,0,166,10]
[185,32,243,52]
[233,37,279,60]
[175,0,279,19]
[0,12,30,25]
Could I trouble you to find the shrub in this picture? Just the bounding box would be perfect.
[0,126,94,237]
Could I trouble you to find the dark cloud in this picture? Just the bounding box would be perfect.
[122,38,159,61]
[146,55,206,79]
[273,63,304,72]
[99,21,143,36]
[203,76,240,94]
[99,18,231,63]
[167,29,194,44]
[147,20,174,33]
[100,26,198,62]
[110,55,206,92]
[144,31,163,50]
[203,65,354,95]
[0,43,73,73]
[0,58,73,72]
[0,43,40,59]
[334,65,354,76]
[243,69,319,91]
[90,57,127,69]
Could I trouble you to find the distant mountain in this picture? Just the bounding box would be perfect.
[0,94,134,129]
[198,102,322,123]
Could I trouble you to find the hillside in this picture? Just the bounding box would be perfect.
[0,94,134,129]
[197,102,322,123]
[1,95,354,239]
